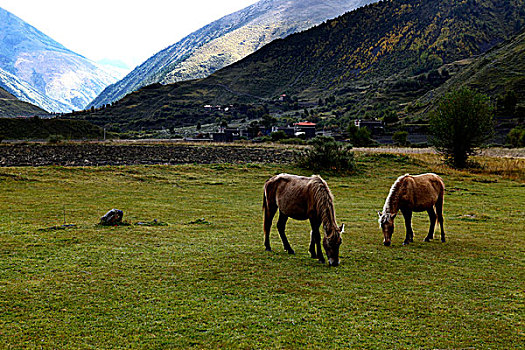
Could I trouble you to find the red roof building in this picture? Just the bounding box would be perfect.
[294,121,316,127]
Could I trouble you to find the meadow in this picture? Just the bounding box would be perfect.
[0,153,523,349]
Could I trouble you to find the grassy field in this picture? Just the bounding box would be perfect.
[0,154,523,349]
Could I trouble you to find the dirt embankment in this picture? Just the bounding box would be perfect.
[0,143,296,167]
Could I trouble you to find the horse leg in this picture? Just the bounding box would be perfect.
[310,219,325,263]
[424,208,437,242]
[263,202,277,251]
[277,213,294,254]
[309,230,317,259]
[401,209,413,245]
[436,196,445,242]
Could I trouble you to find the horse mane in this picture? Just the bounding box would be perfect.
[379,174,408,225]
[309,175,338,234]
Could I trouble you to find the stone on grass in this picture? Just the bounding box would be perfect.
[99,209,124,226]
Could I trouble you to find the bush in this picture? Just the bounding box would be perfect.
[295,136,355,172]
[506,126,525,147]
[429,88,494,168]
[392,131,410,146]
[47,134,64,144]
[277,138,306,145]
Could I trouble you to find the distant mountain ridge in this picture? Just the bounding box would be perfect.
[0,7,120,112]
[89,0,377,108]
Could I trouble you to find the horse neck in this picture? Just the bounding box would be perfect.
[318,197,338,236]
[383,176,405,216]
[311,177,339,237]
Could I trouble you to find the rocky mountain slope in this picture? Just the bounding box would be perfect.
[0,7,120,113]
[89,0,377,108]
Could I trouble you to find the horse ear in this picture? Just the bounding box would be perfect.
[340,223,345,234]
[377,211,382,218]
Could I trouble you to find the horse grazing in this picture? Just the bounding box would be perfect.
[263,174,344,266]
[378,173,445,246]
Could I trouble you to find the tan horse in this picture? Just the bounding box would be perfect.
[378,173,445,246]
[263,174,344,266]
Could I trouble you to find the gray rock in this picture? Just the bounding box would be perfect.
[99,209,124,226]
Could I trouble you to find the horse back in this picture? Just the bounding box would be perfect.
[404,173,444,211]
[263,174,313,220]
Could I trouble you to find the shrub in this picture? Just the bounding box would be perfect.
[295,136,355,172]
[47,134,64,144]
[429,88,494,168]
[506,126,525,147]
[392,131,410,146]
[277,138,305,145]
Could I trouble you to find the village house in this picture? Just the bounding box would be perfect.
[354,119,384,134]
[294,121,317,138]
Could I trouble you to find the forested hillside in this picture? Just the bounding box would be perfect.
[415,29,525,114]
[0,86,48,117]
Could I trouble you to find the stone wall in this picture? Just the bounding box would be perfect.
[0,144,295,167]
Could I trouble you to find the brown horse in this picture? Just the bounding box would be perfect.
[263,174,344,266]
[378,173,445,246]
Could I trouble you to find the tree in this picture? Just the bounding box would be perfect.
[429,88,494,168]
[347,123,372,146]
[392,131,409,146]
[497,90,517,114]
[261,114,276,129]
[506,126,525,147]
[270,130,287,142]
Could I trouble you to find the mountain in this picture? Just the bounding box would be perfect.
[0,86,48,117]
[0,7,120,113]
[73,0,525,131]
[414,29,525,115]
[89,0,378,108]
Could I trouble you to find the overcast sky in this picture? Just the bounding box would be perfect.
[0,0,258,70]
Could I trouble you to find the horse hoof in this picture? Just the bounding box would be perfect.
[424,238,431,242]
[265,247,272,252]
[319,259,326,264]
[441,238,446,243]
[287,249,295,255]
[403,241,410,246]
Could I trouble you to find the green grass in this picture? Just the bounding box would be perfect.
[0,156,523,349]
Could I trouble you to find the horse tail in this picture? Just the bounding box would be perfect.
[262,180,272,213]
[263,185,268,211]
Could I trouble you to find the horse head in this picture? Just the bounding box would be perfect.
[378,212,395,246]
[323,223,344,266]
